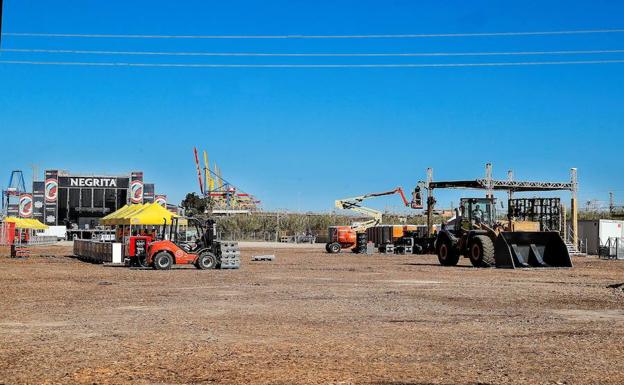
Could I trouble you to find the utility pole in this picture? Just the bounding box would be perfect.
[570,168,578,249]
[30,164,39,187]
[609,192,614,214]
[507,170,514,229]
[485,163,493,199]
[507,170,514,200]
[426,167,435,236]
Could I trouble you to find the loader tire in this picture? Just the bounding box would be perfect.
[436,237,459,266]
[196,252,217,270]
[153,252,173,270]
[327,242,341,254]
[468,235,495,268]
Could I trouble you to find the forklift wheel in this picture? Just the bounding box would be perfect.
[196,252,217,270]
[153,252,173,270]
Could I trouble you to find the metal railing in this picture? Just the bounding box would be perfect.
[28,236,59,246]
[599,237,624,260]
[565,225,588,254]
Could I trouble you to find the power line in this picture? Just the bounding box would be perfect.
[3,48,624,57]
[2,28,624,40]
[1,59,624,68]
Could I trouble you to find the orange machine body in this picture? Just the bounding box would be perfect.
[328,225,357,249]
[147,239,200,266]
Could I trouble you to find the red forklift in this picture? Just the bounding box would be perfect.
[127,217,240,270]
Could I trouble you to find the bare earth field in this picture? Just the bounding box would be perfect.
[1,244,623,385]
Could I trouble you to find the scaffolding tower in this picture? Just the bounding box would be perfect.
[2,170,27,217]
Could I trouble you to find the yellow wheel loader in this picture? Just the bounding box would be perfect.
[436,198,572,268]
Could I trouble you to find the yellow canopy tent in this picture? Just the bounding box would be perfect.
[118,203,183,226]
[100,204,128,225]
[3,217,48,230]
[101,204,131,222]
[103,204,147,226]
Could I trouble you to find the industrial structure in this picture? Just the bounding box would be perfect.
[2,170,27,218]
[422,164,579,247]
[193,147,260,214]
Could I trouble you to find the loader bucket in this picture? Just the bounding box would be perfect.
[494,231,572,269]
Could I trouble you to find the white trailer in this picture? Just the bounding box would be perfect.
[578,219,624,255]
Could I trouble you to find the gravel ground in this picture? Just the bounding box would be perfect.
[0,244,623,385]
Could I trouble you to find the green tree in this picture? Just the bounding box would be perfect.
[180,193,207,217]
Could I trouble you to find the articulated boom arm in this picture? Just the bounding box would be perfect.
[335,187,410,231]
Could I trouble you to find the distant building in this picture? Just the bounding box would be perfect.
[32,170,161,229]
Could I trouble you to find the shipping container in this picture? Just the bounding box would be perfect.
[366,225,416,246]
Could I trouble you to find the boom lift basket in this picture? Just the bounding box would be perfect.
[494,231,572,268]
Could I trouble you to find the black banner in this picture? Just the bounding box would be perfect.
[32,181,45,221]
[143,183,155,203]
[44,170,58,225]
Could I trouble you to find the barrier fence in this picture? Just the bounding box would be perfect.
[27,236,58,246]
[73,240,124,263]
[217,230,322,243]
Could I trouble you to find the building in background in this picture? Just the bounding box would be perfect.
[33,170,159,230]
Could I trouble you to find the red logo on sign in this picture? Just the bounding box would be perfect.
[45,178,58,202]
[19,194,33,218]
[130,180,144,204]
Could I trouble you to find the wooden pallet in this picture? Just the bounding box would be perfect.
[251,255,275,261]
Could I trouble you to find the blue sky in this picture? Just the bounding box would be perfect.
[1,1,623,212]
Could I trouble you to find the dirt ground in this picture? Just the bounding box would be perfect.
[0,244,623,385]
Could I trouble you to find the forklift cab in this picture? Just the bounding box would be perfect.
[459,198,496,230]
[165,217,216,253]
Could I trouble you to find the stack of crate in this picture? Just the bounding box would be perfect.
[218,241,241,269]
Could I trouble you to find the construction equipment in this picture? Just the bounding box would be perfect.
[326,187,410,253]
[419,165,576,268]
[435,197,571,268]
[133,217,240,270]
